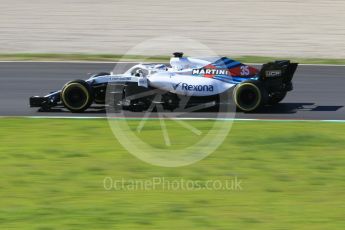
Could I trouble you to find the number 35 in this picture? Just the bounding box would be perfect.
[240,66,250,76]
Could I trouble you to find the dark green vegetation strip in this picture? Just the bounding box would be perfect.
[0,118,344,229]
[1,53,345,64]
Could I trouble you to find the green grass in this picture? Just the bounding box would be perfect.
[0,118,344,229]
[1,53,345,64]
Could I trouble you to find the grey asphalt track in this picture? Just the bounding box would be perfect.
[0,62,344,120]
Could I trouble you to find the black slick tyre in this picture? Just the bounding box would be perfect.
[233,80,267,112]
[61,80,93,113]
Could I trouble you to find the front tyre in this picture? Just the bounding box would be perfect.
[61,80,93,113]
[233,80,267,112]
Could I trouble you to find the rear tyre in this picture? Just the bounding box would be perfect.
[233,80,267,112]
[61,80,93,113]
[268,92,287,105]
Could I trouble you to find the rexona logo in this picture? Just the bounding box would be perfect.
[172,82,182,90]
[173,82,214,92]
[192,68,229,75]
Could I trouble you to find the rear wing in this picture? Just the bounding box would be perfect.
[259,60,298,82]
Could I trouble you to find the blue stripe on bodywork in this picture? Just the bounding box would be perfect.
[225,62,242,69]
[213,74,258,84]
[213,57,231,65]
[213,57,235,66]
[213,76,235,84]
[212,57,242,69]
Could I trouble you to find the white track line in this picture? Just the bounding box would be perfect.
[1,116,345,123]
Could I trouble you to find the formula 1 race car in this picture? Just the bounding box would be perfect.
[30,53,298,112]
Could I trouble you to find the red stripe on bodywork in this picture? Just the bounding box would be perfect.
[229,65,258,77]
[203,64,216,78]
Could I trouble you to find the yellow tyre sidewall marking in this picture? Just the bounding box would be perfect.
[61,83,90,110]
[233,83,262,112]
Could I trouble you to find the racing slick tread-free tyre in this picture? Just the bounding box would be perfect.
[233,80,268,112]
[61,80,93,113]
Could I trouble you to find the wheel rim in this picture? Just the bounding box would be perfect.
[62,83,89,110]
[234,83,261,111]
